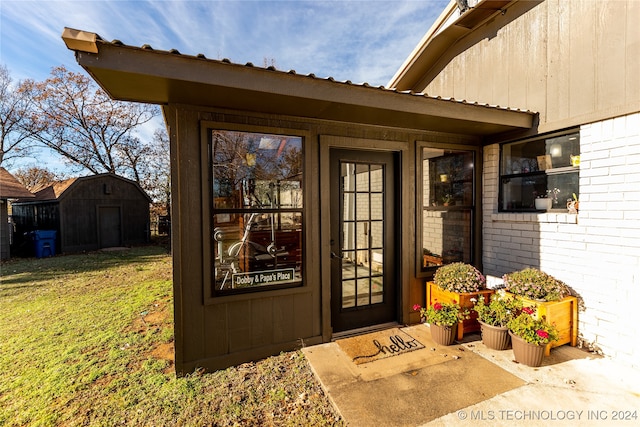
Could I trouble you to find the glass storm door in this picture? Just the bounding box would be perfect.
[330,149,398,332]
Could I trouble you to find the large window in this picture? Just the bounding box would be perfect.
[420,147,476,272]
[500,131,579,212]
[210,130,303,293]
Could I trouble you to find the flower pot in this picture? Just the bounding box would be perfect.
[479,320,511,350]
[509,331,547,367]
[504,292,578,355]
[534,198,552,210]
[430,323,457,346]
[426,282,494,340]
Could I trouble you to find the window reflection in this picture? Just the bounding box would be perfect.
[211,130,303,292]
[340,161,386,308]
[421,148,475,271]
[500,132,579,211]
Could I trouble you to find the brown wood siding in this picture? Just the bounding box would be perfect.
[169,104,484,373]
[59,176,149,252]
[421,0,640,134]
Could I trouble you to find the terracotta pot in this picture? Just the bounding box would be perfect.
[479,320,511,350]
[430,323,457,346]
[509,331,546,367]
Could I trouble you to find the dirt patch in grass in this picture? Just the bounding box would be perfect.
[151,342,175,361]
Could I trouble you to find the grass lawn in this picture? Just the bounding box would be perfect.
[0,246,342,426]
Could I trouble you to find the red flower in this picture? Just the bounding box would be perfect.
[523,307,535,315]
[433,302,443,311]
[536,330,549,339]
[413,304,421,311]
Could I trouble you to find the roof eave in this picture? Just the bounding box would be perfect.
[388,0,516,91]
[63,28,534,136]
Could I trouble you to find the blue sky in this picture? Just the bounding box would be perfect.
[1,0,448,172]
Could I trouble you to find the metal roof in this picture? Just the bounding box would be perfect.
[62,27,535,136]
[13,173,151,203]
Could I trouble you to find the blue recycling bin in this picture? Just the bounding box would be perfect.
[33,230,56,258]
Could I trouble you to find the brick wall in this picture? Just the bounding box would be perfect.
[483,112,640,368]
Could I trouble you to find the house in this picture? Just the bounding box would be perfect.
[61,0,638,373]
[0,167,34,259]
[389,0,640,367]
[61,27,534,374]
[11,173,151,255]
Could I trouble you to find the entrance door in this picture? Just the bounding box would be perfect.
[330,149,398,332]
[98,206,122,248]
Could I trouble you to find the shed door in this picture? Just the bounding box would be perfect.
[98,206,122,248]
[330,149,398,332]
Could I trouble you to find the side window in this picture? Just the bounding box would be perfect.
[420,147,476,272]
[500,132,579,212]
[211,130,303,293]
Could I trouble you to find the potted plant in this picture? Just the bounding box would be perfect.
[414,301,469,346]
[507,307,559,367]
[502,268,578,354]
[534,188,560,210]
[426,262,493,340]
[503,268,569,302]
[434,262,486,293]
[473,290,522,350]
[534,195,552,210]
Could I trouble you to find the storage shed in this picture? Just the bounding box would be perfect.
[0,167,34,260]
[11,173,151,255]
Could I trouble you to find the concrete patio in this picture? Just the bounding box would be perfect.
[302,324,640,426]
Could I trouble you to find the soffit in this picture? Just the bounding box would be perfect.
[63,28,534,136]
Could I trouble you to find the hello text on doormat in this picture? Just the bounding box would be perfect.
[337,328,425,365]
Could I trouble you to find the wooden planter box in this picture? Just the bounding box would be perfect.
[505,292,578,356]
[426,281,494,340]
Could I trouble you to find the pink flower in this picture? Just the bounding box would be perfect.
[536,330,549,339]
[413,304,421,311]
[523,307,535,315]
[433,302,443,311]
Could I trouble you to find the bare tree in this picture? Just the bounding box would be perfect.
[0,65,37,167]
[138,128,171,210]
[21,65,158,179]
[12,166,62,191]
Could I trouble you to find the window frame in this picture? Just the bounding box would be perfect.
[498,129,580,213]
[415,141,482,277]
[203,124,307,299]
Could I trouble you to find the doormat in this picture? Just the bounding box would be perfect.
[336,328,425,365]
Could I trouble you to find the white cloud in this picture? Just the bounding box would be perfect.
[1,0,448,173]
[2,0,447,84]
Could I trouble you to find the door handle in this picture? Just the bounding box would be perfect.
[331,251,346,259]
